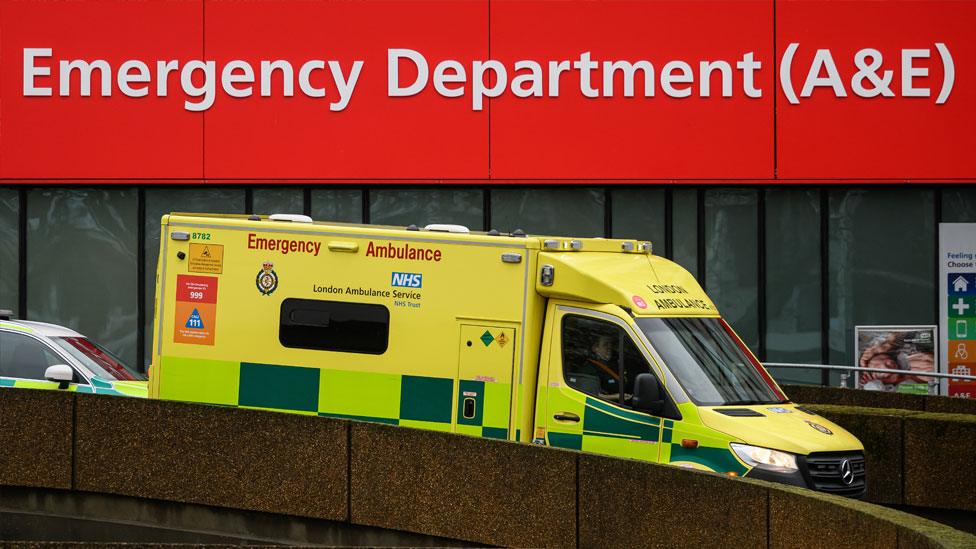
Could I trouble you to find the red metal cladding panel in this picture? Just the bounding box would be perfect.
[203,0,489,180]
[776,0,976,180]
[0,0,204,179]
[488,0,775,180]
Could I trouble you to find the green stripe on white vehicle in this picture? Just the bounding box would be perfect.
[0,322,32,333]
[0,377,141,396]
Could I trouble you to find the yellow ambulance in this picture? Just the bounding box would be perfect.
[150,213,866,497]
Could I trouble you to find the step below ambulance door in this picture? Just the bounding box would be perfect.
[544,304,664,462]
[455,324,516,440]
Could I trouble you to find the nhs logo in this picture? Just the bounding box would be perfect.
[391,272,423,288]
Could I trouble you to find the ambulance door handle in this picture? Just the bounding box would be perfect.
[463,397,476,419]
[553,412,580,423]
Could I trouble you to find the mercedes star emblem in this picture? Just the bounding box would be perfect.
[840,459,855,486]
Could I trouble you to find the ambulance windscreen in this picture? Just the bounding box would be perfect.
[636,317,785,406]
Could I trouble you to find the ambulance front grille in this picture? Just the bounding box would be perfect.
[801,452,867,498]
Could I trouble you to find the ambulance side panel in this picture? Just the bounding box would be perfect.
[152,219,533,437]
[512,250,545,442]
[148,215,170,398]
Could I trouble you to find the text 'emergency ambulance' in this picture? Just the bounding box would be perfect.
[247,233,321,256]
[366,241,441,262]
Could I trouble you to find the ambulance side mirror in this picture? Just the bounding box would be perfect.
[44,364,74,390]
[632,373,665,416]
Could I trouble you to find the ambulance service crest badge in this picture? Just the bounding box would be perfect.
[804,420,833,436]
[256,261,278,296]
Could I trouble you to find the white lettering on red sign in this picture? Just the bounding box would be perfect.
[22,44,956,111]
[779,43,955,105]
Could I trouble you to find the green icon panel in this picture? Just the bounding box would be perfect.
[950,319,976,340]
[947,296,976,318]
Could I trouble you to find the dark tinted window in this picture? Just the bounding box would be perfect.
[27,188,138,368]
[704,188,759,350]
[0,331,64,380]
[764,188,822,384]
[562,315,652,407]
[279,299,389,354]
[827,189,935,375]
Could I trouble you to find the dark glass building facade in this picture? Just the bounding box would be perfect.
[2,185,972,381]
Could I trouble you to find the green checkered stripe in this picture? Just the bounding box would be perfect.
[545,395,746,475]
[547,396,660,450]
[455,379,510,439]
[157,357,510,437]
[662,418,747,475]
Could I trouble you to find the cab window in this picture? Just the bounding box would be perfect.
[562,315,655,409]
[0,331,66,381]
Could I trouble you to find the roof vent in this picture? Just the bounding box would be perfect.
[406,224,420,231]
[487,229,501,236]
[248,214,261,221]
[424,224,469,234]
[0,309,13,320]
[269,214,313,224]
[511,229,527,237]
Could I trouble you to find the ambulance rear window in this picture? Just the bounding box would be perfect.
[279,298,389,354]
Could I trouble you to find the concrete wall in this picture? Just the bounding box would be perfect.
[1,389,974,549]
[784,385,976,415]
[0,486,468,546]
[782,385,976,512]
[807,405,976,513]
[0,389,73,490]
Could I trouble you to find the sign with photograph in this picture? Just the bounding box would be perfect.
[855,326,937,395]
[939,223,976,399]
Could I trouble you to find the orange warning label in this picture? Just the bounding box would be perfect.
[188,243,224,274]
[174,302,216,345]
[496,332,508,348]
[174,274,217,345]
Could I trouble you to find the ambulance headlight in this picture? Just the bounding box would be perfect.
[730,443,798,473]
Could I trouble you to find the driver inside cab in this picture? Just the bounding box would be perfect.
[578,334,621,395]
[563,316,658,409]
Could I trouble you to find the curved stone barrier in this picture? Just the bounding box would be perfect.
[783,384,976,415]
[780,385,976,512]
[806,404,976,512]
[1,389,974,548]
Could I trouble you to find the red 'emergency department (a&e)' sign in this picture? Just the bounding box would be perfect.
[1,0,974,181]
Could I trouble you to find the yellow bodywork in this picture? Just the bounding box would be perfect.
[149,213,863,482]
